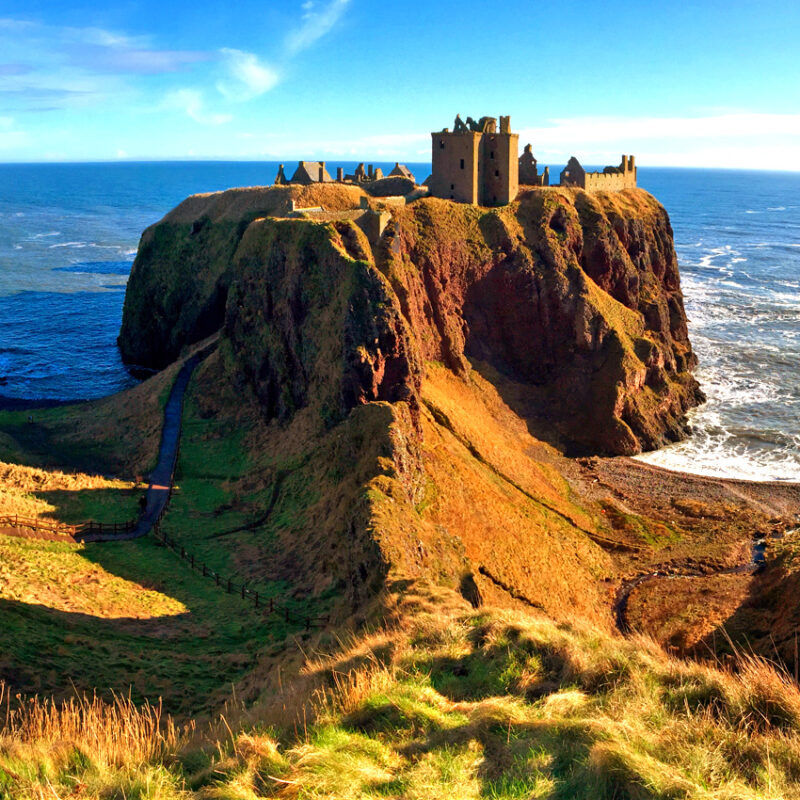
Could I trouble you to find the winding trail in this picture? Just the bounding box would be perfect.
[77,353,202,543]
[0,352,205,544]
[613,536,769,633]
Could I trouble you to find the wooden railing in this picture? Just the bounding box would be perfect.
[0,514,136,538]
[151,525,328,630]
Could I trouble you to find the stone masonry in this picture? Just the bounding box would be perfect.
[429,114,519,206]
[560,155,637,191]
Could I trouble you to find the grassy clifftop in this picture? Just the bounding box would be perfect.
[6,583,800,799]
[3,184,800,797]
[111,183,733,629]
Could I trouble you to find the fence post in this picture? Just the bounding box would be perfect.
[255,592,259,608]
[202,564,207,577]
[269,597,274,615]
[284,607,289,623]
[181,546,185,558]
[305,617,310,631]
[241,584,245,599]
[215,574,220,586]
[227,578,232,593]
[190,554,194,569]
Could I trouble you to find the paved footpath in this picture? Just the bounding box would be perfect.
[0,352,204,545]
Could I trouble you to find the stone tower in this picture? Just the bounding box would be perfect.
[429,114,519,206]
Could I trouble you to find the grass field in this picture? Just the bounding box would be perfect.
[0,364,335,717]
[3,582,800,799]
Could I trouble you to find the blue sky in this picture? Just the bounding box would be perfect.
[1,0,799,168]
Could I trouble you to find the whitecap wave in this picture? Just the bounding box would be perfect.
[634,440,800,482]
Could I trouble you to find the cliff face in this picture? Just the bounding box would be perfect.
[378,190,701,454]
[124,184,699,454]
[119,184,366,368]
[120,184,702,620]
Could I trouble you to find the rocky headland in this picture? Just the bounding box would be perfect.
[119,181,800,651]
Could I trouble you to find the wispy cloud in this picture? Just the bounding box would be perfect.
[0,115,28,150]
[163,89,232,125]
[0,18,211,111]
[285,0,351,54]
[519,113,800,146]
[518,113,800,170]
[168,0,353,126]
[216,49,279,101]
[58,26,210,74]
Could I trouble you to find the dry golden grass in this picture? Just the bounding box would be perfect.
[4,582,800,798]
[0,682,182,766]
[161,183,366,226]
[0,535,188,618]
[0,461,134,523]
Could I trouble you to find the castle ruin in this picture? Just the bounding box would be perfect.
[559,155,637,191]
[518,143,549,187]
[271,115,637,207]
[429,114,519,206]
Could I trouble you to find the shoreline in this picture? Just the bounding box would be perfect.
[591,456,800,519]
[3,389,798,494]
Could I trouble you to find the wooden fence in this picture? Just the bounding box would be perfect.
[0,514,136,539]
[151,525,328,630]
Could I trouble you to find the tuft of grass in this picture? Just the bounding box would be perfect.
[5,584,800,797]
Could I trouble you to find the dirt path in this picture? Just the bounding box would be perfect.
[612,536,770,633]
[0,352,204,545]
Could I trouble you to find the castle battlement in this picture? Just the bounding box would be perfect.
[272,116,637,206]
[429,114,519,206]
[560,155,637,192]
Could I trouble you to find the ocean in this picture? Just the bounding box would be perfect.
[0,162,798,481]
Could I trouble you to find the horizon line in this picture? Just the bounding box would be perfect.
[0,159,799,175]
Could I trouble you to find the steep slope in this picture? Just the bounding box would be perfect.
[118,183,705,625]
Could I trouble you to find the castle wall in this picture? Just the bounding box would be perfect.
[430,131,482,204]
[481,132,519,206]
[560,155,637,192]
[582,170,636,192]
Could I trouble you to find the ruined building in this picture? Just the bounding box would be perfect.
[389,163,416,182]
[429,114,519,206]
[518,144,549,187]
[272,119,636,202]
[560,155,636,191]
[288,161,334,185]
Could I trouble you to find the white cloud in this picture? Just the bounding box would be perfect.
[285,0,350,54]
[163,89,232,126]
[517,113,800,171]
[0,116,27,150]
[216,49,279,101]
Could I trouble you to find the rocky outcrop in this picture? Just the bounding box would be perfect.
[119,182,703,621]
[119,184,366,368]
[224,218,420,427]
[375,189,702,454]
[121,184,700,455]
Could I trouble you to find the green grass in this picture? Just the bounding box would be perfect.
[37,486,143,525]
[0,532,277,715]
[157,380,334,627]
[0,405,121,473]
[11,584,796,799]
[0,372,320,715]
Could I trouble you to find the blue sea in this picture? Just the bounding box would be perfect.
[0,162,798,481]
